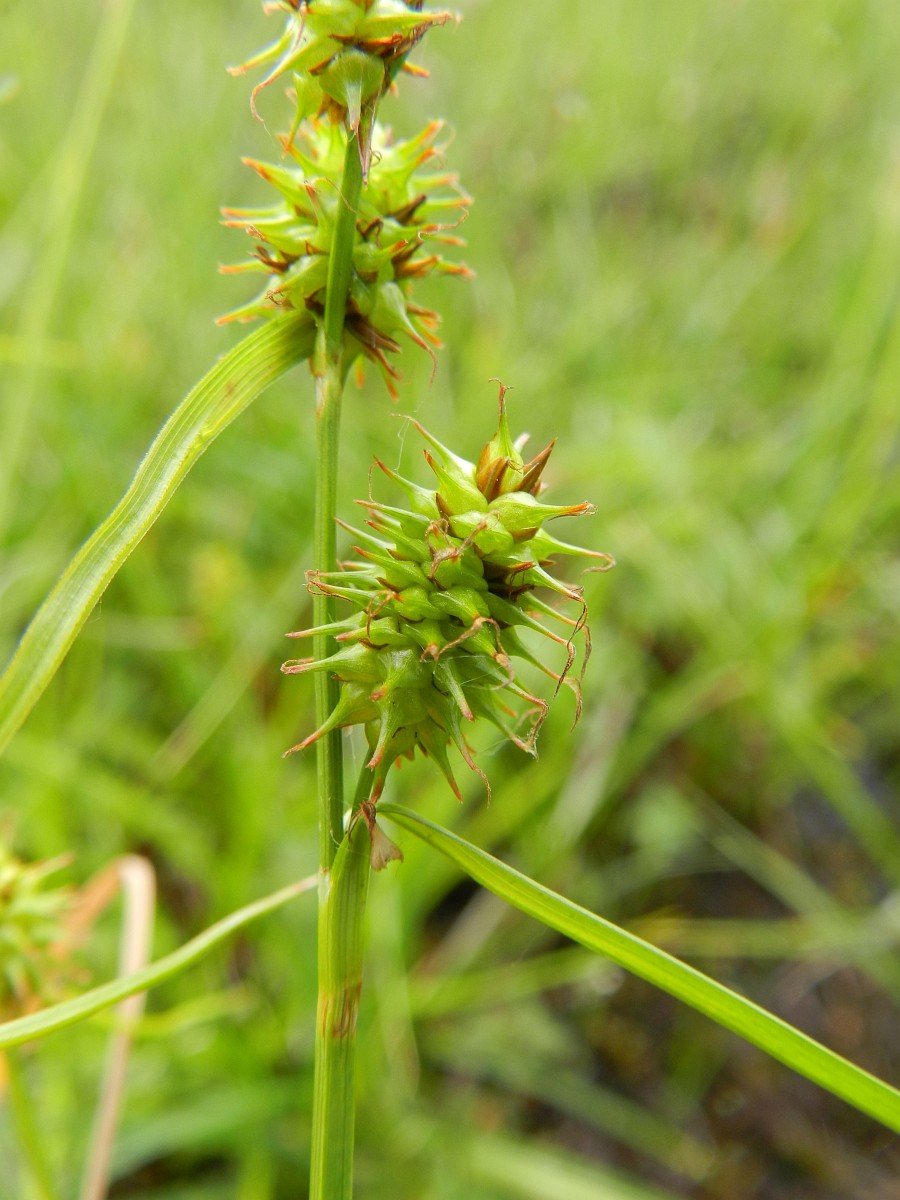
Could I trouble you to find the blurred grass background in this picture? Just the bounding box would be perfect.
[2,0,900,1195]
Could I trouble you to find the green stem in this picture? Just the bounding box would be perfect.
[309,766,373,1200]
[310,125,368,1200]
[313,356,347,866]
[313,129,365,869]
[4,1049,61,1200]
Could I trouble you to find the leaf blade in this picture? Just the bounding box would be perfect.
[0,315,314,756]
[0,876,316,1049]
[380,804,900,1133]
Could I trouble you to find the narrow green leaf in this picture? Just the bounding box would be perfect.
[0,314,314,757]
[380,805,900,1134]
[0,876,316,1050]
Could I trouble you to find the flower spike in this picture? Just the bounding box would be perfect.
[283,392,612,801]
[220,117,470,393]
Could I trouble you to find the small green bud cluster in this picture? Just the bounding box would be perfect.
[283,389,613,801]
[224,1,468,395]
[0,837,73,1020]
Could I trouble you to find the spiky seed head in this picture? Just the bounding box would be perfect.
[283,386,614,802]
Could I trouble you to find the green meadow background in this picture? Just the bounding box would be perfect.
[2,1,900,1195]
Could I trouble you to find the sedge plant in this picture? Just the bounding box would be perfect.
[0,833,156,1200]
[1,2,899,1196]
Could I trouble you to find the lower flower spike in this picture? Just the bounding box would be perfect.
[283,386,612,805]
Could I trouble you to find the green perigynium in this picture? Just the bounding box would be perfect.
[229,1,454,133]
[283,389,613,802]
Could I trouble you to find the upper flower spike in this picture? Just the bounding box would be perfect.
[225,2,467,395]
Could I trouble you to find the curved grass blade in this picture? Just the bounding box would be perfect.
[0,315,314,757]
[0,875,316,1050]
[379,804,900,1134]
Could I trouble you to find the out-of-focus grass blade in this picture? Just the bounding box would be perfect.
[380,805,900,1134]
[0,73,20,103]
[0,0,136,533]
[467,1127,683,1200]
[0,875,316,1050]
[0,315,314,757]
